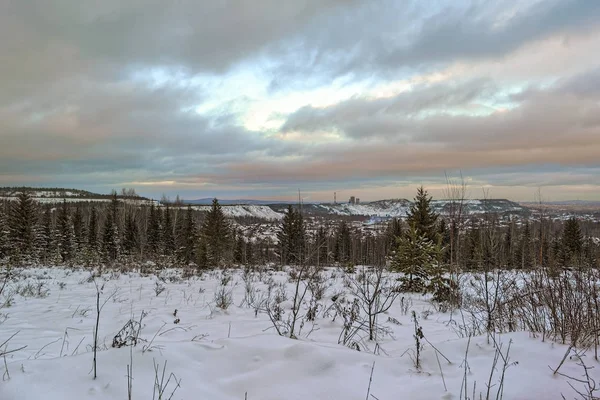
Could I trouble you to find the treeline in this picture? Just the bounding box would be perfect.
[0,194,276,268]
[0,189,598,273]
[277,187,600,274]
[0,186,148,200]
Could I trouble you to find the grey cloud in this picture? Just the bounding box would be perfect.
[282,78,496,138]
[384,0,600,66]
[255,68,600,186]
[266,0,600,91]
[2,1,600,199]
[556,66,600,98]
[0,77,289,186]
[0,0,355,92]
[5,0,597,101]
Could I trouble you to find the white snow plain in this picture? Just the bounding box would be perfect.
[0,266,595,400]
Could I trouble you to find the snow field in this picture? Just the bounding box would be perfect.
[0,267,595,400]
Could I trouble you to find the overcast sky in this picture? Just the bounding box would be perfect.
[2,0,600,202]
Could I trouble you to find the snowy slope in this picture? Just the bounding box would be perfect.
[316,199,411,217]
[286,198,527,218]
[193,205,283,220]
[0,267,591,400]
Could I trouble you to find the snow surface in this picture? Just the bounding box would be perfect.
[1,196,155,206]
[0,267,595,400]
[314,199,525,218]
[192,205,283,220]
[317,201,411,218]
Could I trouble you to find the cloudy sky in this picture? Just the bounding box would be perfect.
[2,0,600,202]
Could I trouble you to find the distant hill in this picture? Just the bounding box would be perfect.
[0,187,531,219]
[185,198,299,205]
[270,198,528,218]
[0,186,150,202]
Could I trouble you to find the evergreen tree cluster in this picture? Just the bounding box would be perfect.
[0,190,597,275]
[276,206,306,265]
[0,193,242,269]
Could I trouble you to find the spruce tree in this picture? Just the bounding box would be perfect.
[88,206,98,251]
[162,205,175,256]
[102,204,120,263]
[56,200,74,263]
[391,225,440,292]
[438,218,451,263]
[293,209,306,264]
[179,205,197,264]
[0,207,8,260]
[541,235,550,268]
[466,219,481,269]
[196,237,208,269]
[39,206,54,263]
[562,217,583,266]
[316,226,329,266]
[8,192,38,262]
[201,198,230,267]
[233,229,245,264]
[406,186,439,244]
[276,206,295,265]
[122,213,140,256]
[246,236,254,266]
[385,217,403,256]
[146,204,161,256]
[72,205,85,251]
[334,220,352,264]
[503,227,513,269]
[276,205,306,265]
[521,221,533,269]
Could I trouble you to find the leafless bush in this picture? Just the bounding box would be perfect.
[462,270,519,341]
[554,348,599,400]
[333,297,363,349]
[153,359,182,400]
[343,265,402,342]
[17,281,50,298]
[154,281,166,297]
[214,285,233,310]
[0,268,14,309]
[265,264,320,339]
[305,297,320,322]
[112,311,147,348]
[239,277,258,308]
[541,269,597,350]
[410,311,424,370]
[92,280,119,379]
[308,271,327,301]
[220,273,232,287]
[503,269,600,354]
[0,331,27,379]
[459,336,517,400]
[399,297,413,316]
[272,282,285,301]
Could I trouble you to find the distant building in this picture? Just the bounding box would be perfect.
[349,196,356,205]
[356,198,360,205]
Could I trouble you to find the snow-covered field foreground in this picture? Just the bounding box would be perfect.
[0,267,596,400]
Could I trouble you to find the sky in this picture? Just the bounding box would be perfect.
[1,0,600,202]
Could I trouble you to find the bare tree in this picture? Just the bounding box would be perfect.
[534,187,547,268]
[443,171,469,269]
[344,265,402,343]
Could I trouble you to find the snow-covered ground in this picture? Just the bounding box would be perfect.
[317,200,411,218]
[0,267,595,400]
[312,199,527,219]
[0,196,156,206]
[192,205,284,220]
